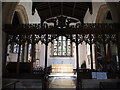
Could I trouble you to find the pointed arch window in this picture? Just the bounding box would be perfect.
[51,36,72,57]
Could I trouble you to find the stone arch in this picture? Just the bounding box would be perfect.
[2,2,29,24]
[96,4,110,23]
[15,5,29,24]
[2,3,29,74]
[107,2,120,23]
[2,2,19,24]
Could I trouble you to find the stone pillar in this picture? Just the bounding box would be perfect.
[2,33,8,73]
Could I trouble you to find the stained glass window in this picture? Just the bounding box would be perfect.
[52,36,72,57]
[10,43,24,53]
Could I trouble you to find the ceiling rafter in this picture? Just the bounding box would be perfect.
[61,2,63,15]
[72,2,76,16]
[32,2,92,23]
[48,2,52,17]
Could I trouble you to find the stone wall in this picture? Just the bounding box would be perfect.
[84,2,106,23]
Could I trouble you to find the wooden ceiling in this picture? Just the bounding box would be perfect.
[32,2,92,23]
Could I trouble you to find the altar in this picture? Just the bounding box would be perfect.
[51,64,73,73]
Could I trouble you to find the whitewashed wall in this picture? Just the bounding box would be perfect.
[84,2,106,23]
[78,42,88,68]
[39,44,45,68]
[47,43,77,69]
[19,0,40,23]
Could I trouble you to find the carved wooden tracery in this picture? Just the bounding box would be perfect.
[6,23,119,45]
[4,23,120,72]
[4,23,120,90]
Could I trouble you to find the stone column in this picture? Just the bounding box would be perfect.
[2,33,8,73]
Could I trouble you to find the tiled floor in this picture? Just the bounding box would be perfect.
[3,79,42,88]
[49,77,76,88]
[3,76,76,89]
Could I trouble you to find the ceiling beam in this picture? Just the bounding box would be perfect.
[4,24,120,35]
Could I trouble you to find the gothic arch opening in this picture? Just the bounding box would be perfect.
[96,4,111,23]
[15,5,29,24]
[95,4,119,73]
[12,11,20,25]
[5,4,29,74]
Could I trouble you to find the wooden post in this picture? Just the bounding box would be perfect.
[70,35,73,57]
[16,35,21,74]
[21,43,25,62]
[45,43,48,74]
[103,35,107,71]
[94,44,98,70]
[90,34,93,70]
[42,34,48,90]
[76,34,79,71]
[76,34,80,90]
[116,33,120,78]
[26,42,29,62]
[31,35,35,74]
[45,34,48,74]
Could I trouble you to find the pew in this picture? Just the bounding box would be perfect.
[6,62,31,73]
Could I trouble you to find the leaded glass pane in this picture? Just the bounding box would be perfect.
[58,41,62,55]
[59,36,62,40]
[53,40,57,54]
[52,36,72,56]
[63,36,66,40]
[13,44,19,53]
